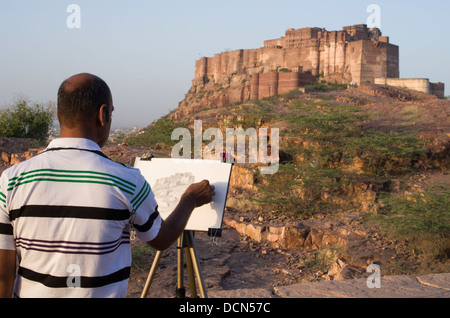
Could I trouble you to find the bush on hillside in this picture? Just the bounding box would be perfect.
[0,99,55,143]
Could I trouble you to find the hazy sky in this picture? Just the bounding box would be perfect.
[0,0,449,128]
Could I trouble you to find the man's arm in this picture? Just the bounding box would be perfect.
[148,180,215,251]
[0,249,16,298]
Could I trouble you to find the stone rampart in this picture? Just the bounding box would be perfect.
[196,24,399,87]
[250,72,316,100]
[374,78,445,98]
[172,24,401,118]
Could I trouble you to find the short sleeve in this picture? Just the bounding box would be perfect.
[129,175,162,242]
[0,171,15,251]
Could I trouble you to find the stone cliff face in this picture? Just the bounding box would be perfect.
[170,24,399,119]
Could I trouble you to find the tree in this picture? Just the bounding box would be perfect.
[0,99,55,143]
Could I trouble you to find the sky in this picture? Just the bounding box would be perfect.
[0,0,449,128]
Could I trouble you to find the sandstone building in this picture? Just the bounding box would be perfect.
[171,24,400,118]
[194,24,399,86]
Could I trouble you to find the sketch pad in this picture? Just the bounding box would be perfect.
[134,158,233,232]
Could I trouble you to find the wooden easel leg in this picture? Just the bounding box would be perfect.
[140,231,208,298]
[176,235,186,298]
[186,231,208,298]
[184,245,198,298]
[140,249,163,298]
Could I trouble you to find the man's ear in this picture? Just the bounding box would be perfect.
[97,104,109,127]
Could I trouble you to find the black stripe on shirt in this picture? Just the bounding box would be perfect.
[0,223,13,235]
[18,266,131,288]
[9,205,131,221]
[134,208,160,233]
[15,233,130,255]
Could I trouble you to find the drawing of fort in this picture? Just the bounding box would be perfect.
[151,172,196,215]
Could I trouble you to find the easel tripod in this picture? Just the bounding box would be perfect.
[140,230,208,298]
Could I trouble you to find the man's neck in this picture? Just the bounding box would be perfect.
[59,127,101,147]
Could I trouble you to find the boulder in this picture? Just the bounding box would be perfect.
[279,224,310,250]
[326,258,366,281]
[10,153,25,165]
[224,217,350,251]
[245,223,266,242]
[1,152,10,164]
[229,166,256,191]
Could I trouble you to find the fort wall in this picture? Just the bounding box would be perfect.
[194,24,399,88]
[374,78,445,98]
[429,82,445,98]
[250,72,316,100]
[171,24,404,119]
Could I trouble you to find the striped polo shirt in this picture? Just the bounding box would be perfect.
[0,138,162,298]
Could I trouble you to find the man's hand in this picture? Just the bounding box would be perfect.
[184,180,215,208]
[148,180,215,251]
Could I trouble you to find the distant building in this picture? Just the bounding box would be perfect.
[171,24,444,119]
[374,78,445,98]
[194,24,399,88]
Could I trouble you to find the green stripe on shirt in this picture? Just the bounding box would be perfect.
[131,181,151,212]
[7,169,137,195]
[0,190,5,208]
[132,182,151,212]
[8,169,136,188]
[8,178,135,195]
[8,172,135,193]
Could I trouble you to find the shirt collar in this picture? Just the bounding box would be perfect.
[46,138,103,152]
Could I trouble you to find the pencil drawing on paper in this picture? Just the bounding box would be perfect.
[151,172,196,215]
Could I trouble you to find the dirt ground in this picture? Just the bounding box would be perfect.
[126,187,450,299]
[124,219,406,299]
[126,225,296,298]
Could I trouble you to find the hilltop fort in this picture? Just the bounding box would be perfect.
[171,24,443,119]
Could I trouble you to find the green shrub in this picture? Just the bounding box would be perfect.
[0,99,55,143]
[256,103,427,217]
[255,162,344,216]
[370,187,450,260]
[286,105,425,177]
[351,130,425,177]
[306,82,347,91]
[281,89,302,100]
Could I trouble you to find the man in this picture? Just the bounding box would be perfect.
[0,73,215,298]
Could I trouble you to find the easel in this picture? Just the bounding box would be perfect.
[136,155,233,298]
[140,230,208,298]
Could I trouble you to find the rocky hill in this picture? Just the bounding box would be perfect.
[125,82,449,280]
[1,83,449,285]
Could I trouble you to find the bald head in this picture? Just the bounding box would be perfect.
[62,73,102,92]
[57,73,112,128]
